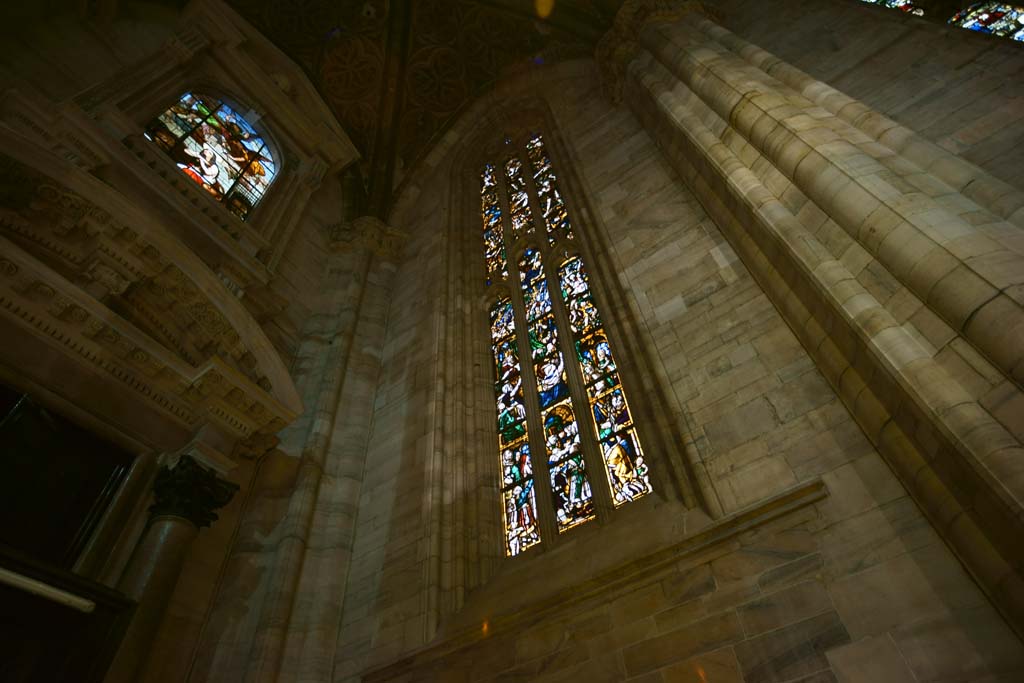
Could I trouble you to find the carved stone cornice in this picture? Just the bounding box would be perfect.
[328,216,407,259]
[596,0,719,103]
[0,149,300,441]
[149,455,239,529]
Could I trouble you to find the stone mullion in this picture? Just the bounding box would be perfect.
[496,170,560,548]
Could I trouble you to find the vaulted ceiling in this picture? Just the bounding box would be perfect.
[225,0,625,215]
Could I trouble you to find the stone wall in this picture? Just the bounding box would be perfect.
[337,31,1023,679]
[717,0,1024,189]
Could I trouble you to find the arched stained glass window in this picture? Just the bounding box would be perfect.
[482,133,653,557]
[950,3,1024,40]
[858,0,925,16]
[144,92,277,220]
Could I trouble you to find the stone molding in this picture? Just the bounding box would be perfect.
[362,481,828,681]
[596,0,718,103]
[150,455,239,529]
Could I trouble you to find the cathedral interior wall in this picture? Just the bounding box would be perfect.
[1,1,1022,682]
[337,13,1024,674]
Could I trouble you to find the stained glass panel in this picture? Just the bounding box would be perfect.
[481,164,509,285]
[950,3,1024,40]
[490,298,540,556]
[858,0,925,15]
[504,157,535,240]
[558,256,652,505]
[144,92,277,220]
[520,249,596,530]
[526,133,574,244]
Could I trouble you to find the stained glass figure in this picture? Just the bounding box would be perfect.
[950,3,1024,40]
[144,92,277,220]
[558,256,652,506]
[520,249,596,530]
[526,133,574,244]
[481,164,509,285]
[490,298,541,556]
[504,157,535,240]
[859,0,925,15]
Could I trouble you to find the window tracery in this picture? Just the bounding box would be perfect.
[481,133,652,557]
[949,3,1024,40]
[144,92,277,220]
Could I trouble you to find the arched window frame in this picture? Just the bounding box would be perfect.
[141,87,285,226]
[470,125,699,559]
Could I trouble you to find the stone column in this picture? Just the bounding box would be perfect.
[105,455,238,683]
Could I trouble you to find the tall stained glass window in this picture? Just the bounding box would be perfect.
[858,0,925,16]
[144,92,278,220]
[481,133,653,556]
[950,3,1024,40]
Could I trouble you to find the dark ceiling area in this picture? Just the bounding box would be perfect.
[225,0,626,215]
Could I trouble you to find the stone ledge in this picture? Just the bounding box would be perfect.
[361,479,827,681]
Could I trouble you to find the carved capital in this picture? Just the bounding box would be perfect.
[328,215,406,259]
[149,455,239,528]
[596,0,718,103]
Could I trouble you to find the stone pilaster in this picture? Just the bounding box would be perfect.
[193,215,405,682]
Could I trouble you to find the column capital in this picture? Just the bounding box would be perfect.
[596,0,719,103]
[149,455,239,528]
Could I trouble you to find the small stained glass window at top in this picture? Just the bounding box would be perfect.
[950,3,1024,40]
[144,92,277,220]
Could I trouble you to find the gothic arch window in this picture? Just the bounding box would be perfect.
[858,0,925,16]
[482,133,653,557]
[144,92,278,220]
[949,3,1024,40]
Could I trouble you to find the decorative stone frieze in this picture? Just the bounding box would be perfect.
[0,145,300,441]
[150,455,239,529]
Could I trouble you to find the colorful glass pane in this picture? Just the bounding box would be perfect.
[490,298,540,556]
[950,3,1024,40]
[144,92,277,220]
[526,133,574,244]
[859,0,925,16]
[559,256,652,505]
[504,157,535,239]
[481,164,509,285]
[520,249,596,530]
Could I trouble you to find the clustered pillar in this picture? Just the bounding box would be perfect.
[595,0,1024,638]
